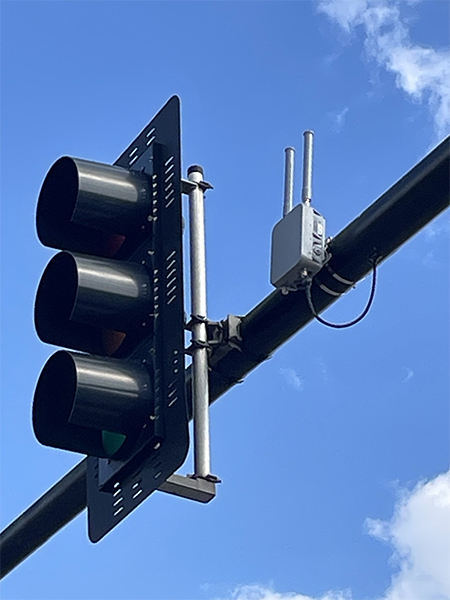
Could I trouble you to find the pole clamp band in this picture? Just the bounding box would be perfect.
[318,282,342,297]
[325,264,354,286]
[185,314,208,329]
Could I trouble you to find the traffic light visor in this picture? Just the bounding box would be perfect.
[35,251,152,355]
[36,157,151,256]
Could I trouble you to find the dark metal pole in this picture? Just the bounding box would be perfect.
[0,460,87,579]
[1,136,448,579]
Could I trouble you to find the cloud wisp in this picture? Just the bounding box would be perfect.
[424,215,450,244]
[418,212,450,269]
[279,367,305,392]
[328,106,349,133]
[402,366,414,383]
[225,585,349,600]
[216,470,450,600]
[317,0,450,140]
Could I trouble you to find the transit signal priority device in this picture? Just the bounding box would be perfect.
[271,131,327,292]
[271,131,379,329]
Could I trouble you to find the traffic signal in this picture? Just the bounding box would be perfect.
[32,96,189,542]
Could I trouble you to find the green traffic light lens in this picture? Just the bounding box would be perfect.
[102,431,127,457]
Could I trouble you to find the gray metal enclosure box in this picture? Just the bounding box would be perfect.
[271,202,326,290]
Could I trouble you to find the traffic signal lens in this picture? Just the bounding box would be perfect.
[101,431,127,457]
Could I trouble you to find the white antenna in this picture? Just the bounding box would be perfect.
[283,147,295,216]
[302,130,314,205]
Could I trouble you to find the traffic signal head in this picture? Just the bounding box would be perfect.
[32,96,189,541]
[33,157,158,456]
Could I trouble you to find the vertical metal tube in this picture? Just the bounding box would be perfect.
[187,165,211,478]
[283,147,295,216]
[302,130,314,204]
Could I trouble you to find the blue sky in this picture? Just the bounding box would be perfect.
[0,1,449,599]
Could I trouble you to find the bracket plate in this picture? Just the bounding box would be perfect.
[86,96,189,543]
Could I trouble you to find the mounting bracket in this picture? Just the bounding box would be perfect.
[157,473,217,503]
[153,171,221,504]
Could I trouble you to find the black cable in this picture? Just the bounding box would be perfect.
[305,260,377,329]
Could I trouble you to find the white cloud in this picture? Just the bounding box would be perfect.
[224,584,350,600]
[317,0,450,140]
[215,471,450,600]
[328,107,349,132]
[421,250,441,271]
[418,214,449,269]
[402,367,414,383]
[279,367,304,392]
[322,50,344,68]
[366,471,450,600]
[424,216,450,243]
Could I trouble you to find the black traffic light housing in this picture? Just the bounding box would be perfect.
[32,96,189,542]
